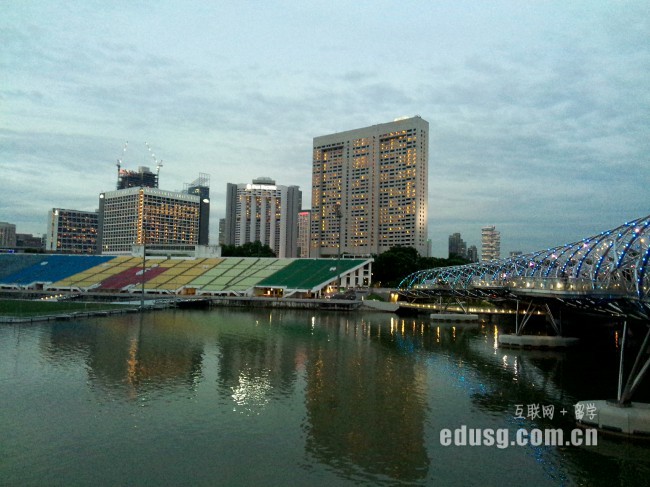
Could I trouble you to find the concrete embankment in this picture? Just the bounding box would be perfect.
[207,296,362,311]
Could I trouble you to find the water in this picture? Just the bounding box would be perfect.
[1,308,649,486]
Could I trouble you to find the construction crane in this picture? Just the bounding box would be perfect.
[145,142,163,180]
[116,141,128,189]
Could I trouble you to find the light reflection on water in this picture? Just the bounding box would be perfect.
[0,308,649,486]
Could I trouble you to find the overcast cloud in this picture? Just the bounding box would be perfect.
[1,1,648,256]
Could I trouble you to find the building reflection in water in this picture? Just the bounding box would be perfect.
[303,314,430,483]
[42,313,205,399]
[34,308,646,485]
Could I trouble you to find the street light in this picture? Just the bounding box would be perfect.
[335,203,342,291]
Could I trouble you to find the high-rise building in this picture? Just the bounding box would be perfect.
[224,177,302,258]
[448,232,467,259]
[97,187,209,254]
[311,116,429,257]
[0,222,17,248]
[297,210,311,258]
[183,173,210,246]
[46,208,98,254]
[481,226,501,261]
[218,218,226,246]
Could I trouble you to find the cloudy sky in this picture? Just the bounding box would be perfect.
[2,1,648,257]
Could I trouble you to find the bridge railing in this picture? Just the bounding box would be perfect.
[472,276,630,296]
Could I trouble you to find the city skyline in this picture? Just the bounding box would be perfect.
[2,1,649,257]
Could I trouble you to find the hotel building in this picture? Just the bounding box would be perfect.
[97,187,209,254]
[45,209,98,254]
[224,177,302,258]
[311,116,429,257]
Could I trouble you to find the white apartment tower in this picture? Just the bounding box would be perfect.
[311,116,429,257]
[481,225,501,261]
[224,177,301,258]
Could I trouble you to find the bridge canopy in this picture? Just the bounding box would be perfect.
[398,215,650,319]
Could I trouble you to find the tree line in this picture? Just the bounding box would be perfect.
[371,246,470,288]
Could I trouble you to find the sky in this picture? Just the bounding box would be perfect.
[1,1,649,257]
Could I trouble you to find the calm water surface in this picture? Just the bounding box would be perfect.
[1,308,649,486]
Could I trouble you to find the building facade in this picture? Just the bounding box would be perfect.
[311,116,429,257]
[481,225,501,261]
[224,177,302,258]
[97,187,209,254]
[46,209,98,254]
[467,245,479,262]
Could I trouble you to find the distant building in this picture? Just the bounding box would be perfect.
[224,177,302,258]
[97,186,209,255]
[311,116,429,257]
[509,250,523,258]
[448,232,467,259]
[481,226,501,261]
[16,233,44,251]
[0,222,17,248]
[467,245,479,262]
[46,208,98,254]
[297,210,311,258]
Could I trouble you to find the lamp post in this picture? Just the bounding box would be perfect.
[335,203,342,291]
[139,190,146,311]
[140,238,145,311]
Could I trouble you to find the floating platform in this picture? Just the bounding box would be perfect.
[362,301,400,313]
[575,400,650,437]
[498,334,579,349]
[430,313,480,322]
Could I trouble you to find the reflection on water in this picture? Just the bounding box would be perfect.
[1,309,649,486]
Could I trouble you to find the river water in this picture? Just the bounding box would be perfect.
[1,308,649,486]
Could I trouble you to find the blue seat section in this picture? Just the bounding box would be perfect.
[0,254,47,280]
[0,255,115,285]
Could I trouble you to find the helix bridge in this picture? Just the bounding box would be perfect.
[398,214,650,322]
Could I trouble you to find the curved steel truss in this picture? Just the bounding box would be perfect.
[399,215,650,318]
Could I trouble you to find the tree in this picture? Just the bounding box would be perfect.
[372,247,471,287]
[372,246,420,287]
[221,241,276,257]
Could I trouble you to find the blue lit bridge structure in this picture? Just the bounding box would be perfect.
[398,214,650,322]
[399,215,650,408]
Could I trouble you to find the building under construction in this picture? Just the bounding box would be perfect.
[117,166,159,190]
[115,142,162,190]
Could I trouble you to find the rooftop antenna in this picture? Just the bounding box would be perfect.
[116,141,128,189]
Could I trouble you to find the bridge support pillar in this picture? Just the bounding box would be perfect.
[619,322,650,405]
[514,299,538,336]
[544,303,562,336]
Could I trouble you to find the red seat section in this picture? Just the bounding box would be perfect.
[97,266,168,291]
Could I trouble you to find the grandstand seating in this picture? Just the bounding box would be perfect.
[0,255,113,287]
[257,259,368,291]
[0,254,372,296]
